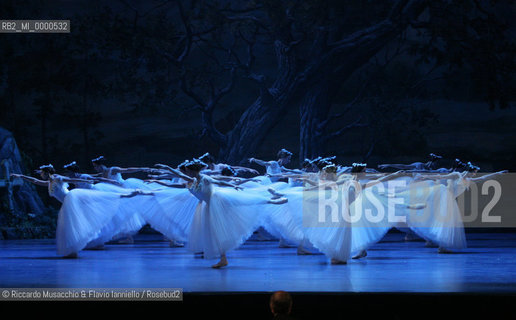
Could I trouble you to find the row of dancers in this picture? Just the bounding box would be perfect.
[10,150,506,268]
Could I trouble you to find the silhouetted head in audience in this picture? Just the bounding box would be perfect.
[270,291,293,316]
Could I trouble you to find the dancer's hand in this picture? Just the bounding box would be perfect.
[378,164,388,169]
[154,164,171,170]
[248,158,254,163]
[246,168,259,175]
[10,173,21,178]
[234,186,243,191]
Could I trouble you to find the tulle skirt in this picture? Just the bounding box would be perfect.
[91,182,147,238]
[395,181,467,249]
[238,181,300,242]
[187,186,278,259]
[56,188,133,256]
[140,188,200,242]
[301,186,352,261]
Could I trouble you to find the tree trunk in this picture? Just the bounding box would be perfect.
[297,0,429,161]
[299,79,333,162]
[214,0,429,164]
[217,40,300,164]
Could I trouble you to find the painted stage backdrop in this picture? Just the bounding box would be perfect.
[0,0,514,235]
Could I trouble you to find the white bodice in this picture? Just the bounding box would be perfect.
[266,161,282,175]
[48,175,69,203]
[448,172,470,198]
[104,167,124,183]
[188,175,213,202]
[73,173,93,189]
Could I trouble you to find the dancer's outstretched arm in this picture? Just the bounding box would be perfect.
[365,170,406,189]
[267,173,303,179]
[93,177,123,186]
[10,174,48,187]
[212,176,260,185]
[469,170,508,182]
[147,173,175,179]
[144,179,188,188]
[248,158,269,167]
[61,177,98,185]
[230,166,260,175]
[154,164,193,182]
[110,166,152,175]
[417,172,461,181]
[378,164,415,170]
[211,179,243,190]
[281,167,303,174]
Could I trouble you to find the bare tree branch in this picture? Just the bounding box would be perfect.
[326,116,368,140]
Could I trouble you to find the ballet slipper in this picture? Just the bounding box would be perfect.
[352,250,367,259]
[330,258,347,265]
[212,256,228,268]
[296,246,313,255]
[438,247,454,254]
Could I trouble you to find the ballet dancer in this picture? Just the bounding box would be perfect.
[378,153,443,172]
[11,164,144,257]
[148,158,286,268]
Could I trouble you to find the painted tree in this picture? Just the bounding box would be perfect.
[157,0,431,163]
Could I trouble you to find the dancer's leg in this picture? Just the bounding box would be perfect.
[212,254,228,268]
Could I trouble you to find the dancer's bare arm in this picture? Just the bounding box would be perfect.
[378,164,415,170]
[154,164,193,182]
[110,166,152,174]
[469,170,508,182]
[145,179,187,188]
[248,158,269,167]
[10,174,48,187]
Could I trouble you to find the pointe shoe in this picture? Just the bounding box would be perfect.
[269,197,288,204]
[404,233,420,242]
[438,247,453,254]
[278,238,292,248]
[425,240,438,248]
[212,258,228,269]
[267,188,285,199]
[352,250,367,259]
[117,236,134,244]
[297,247,313,255]
[169,240,184,247]
[331,258,347,265]
[87,244,105,250]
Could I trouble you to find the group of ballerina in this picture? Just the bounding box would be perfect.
[10,149,507,268]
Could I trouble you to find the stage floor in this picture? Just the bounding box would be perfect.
[1,232,516,293]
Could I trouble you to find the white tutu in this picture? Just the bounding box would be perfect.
[396,179,467,249]
[186,176,276,259]
[140,187,200,242]
[56,188,133,256]
[91,182,147,239]
[302,185,352,261]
